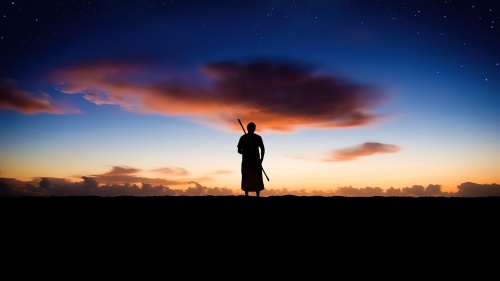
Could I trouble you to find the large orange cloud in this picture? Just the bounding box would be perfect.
[52,58,388,132]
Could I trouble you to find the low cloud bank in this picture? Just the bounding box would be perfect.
[1,178,498,197]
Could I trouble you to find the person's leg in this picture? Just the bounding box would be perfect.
[256,191,260,197]
[245,191,249,196]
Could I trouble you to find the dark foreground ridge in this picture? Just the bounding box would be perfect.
[3,195,499,217]
[3,194,500,207]
[3,195,499,235]
[3,195,499,256]
[3,194,500,209]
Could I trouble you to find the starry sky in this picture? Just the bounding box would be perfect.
[1,0,499,196]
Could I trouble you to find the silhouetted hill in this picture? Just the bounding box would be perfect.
[3,195,499,224]
[2,195,498,264]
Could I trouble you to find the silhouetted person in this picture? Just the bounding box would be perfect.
[237,122,265,197]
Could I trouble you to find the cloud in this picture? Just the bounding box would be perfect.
[456,182,500,197]
[324,142,401,161]
[84,165,210,186]
[0,78,81,114]
[91,174,188,186]
[0,177,238,197]
[2,177,498,197]
[101,166,141,175]
[150,166,189,176]
[51,58,388,132]
[0,78,61,114]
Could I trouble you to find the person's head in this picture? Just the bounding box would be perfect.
[247,122,256,133]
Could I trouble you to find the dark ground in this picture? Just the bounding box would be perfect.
[2,195,499,273]
[3,195,499,227]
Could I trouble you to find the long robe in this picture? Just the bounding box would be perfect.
[237,133,265,192]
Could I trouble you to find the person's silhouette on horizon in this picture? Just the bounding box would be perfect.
[237,122,265,197]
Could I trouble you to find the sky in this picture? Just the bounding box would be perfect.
[1,0,499,197]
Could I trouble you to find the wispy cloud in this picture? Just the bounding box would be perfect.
[0,78,72,114]
[87,165,205,186]
[51,58,388,132]
[101,166,141,175]
[150,166,189,176]
[324,142,401,161]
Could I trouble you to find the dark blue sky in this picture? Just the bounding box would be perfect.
[2,1,499,76]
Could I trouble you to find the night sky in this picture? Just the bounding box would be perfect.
[1,0,499,197]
